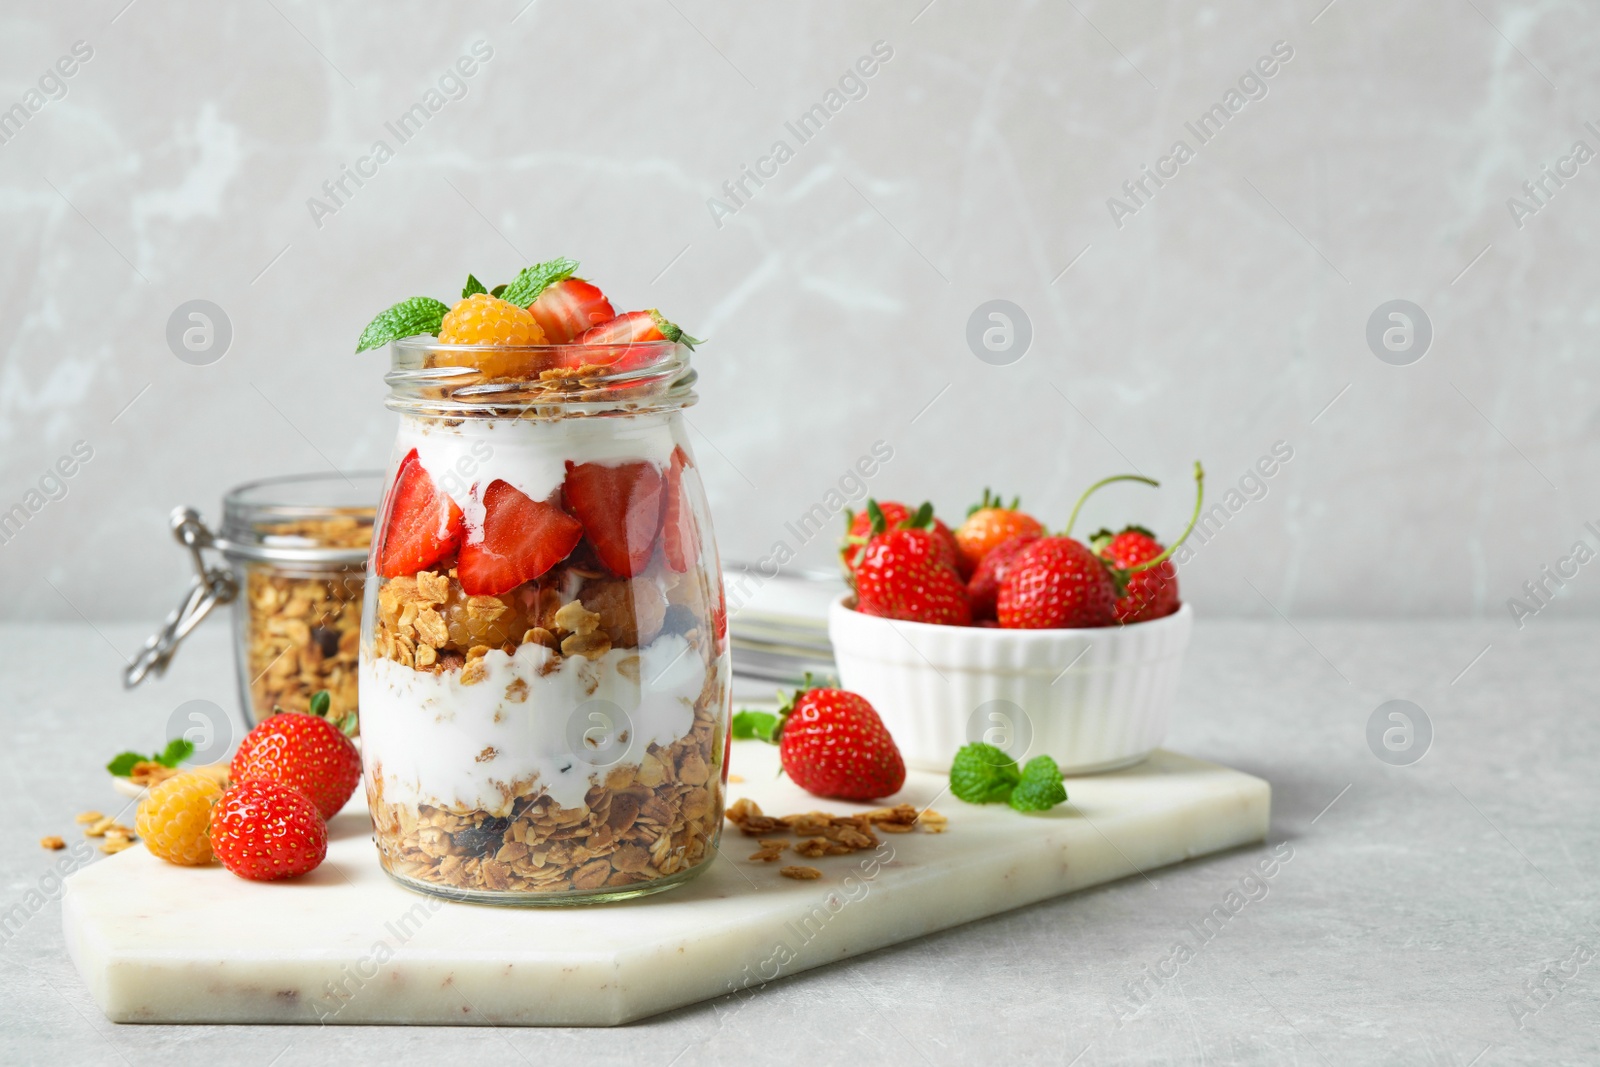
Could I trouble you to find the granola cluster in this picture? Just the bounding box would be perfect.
[368,693,724,898]
[372,563,693,675]
[243,517,369,726]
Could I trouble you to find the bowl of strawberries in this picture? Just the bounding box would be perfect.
[828,465,1203,775]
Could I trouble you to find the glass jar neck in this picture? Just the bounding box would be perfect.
[385,339,698,420]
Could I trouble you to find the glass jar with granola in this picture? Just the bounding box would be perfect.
[360,325,729,905]
[127,472,380,731]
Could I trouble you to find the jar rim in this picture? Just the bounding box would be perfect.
[220,470,382,564]
[385,337,697,418]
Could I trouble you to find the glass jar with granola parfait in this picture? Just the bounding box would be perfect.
[361,334,729,905]
[127,472,380,731]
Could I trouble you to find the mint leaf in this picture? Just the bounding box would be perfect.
[156,738,195,768]
[490,283,508,298]
[646,310,703,350]
[106,752,145,777]
[498,257,578,308]
[731,710,780,743]
[1008,755,1068,812]
[950,743,1021,805]
[462,274,487,298]
[355,296,451,353]
[309,689,331,718]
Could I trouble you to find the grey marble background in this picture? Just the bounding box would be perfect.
[2,0,1596,626]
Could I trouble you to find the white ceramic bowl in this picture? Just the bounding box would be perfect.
[827,597,1193,775]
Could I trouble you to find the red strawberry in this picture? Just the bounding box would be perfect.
[563,460,665,577]
[772,686,905,801]
[377,449,464,578]
[661,447,699,572]
[1094,526,1180,623]
[996,537,1117,629]
[527,278,615,344]
[577,309,700,348]
[841,499,960,575]
[209,781,327,881]
[954,490,1045,577]
[855,526,972,626]
[457,479,584,596]
[231,709,362,819]
[965,533,1041,621]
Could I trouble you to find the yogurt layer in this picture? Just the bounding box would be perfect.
[360,633,706,814]
[399,411,678,537]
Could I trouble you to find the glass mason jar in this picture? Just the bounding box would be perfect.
[361,338,730,905]
[127,472,380,733]
[222,474,377,725]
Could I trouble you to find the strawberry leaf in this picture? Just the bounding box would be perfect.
[355,296,451,353]
[309,689,331,719]
[462,274,487,298]
[498,257,578,308]
[648,310,703,350]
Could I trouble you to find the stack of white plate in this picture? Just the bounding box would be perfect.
[722,564,844,697]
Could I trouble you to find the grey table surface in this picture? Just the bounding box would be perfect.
[3,618,1596,1066]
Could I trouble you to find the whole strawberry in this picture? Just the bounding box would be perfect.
[855,526,972,626]
[231,692,360,819]
[965,533,1041,621]
[209,781,328,881]
[954,490,1045,577]
[1094,526,1180,623]
[997,537,1118,629]
[841,499,960,576]
[736,684,906,801]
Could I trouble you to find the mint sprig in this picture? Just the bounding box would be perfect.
[950,743,1021,804]
[1008,755,1068,812]
[462,274,487,298]
[355,296,451,353]
[107,738,195,778]
[498,257,578,308]
[731,709,780,742]
[949,743,1067,812]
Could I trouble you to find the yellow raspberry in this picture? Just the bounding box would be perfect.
[136,771,224,866]
[437,293,546,346]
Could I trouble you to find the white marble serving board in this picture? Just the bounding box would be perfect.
[63,744,1268,1027]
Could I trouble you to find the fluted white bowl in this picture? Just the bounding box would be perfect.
[827,597,1193,775]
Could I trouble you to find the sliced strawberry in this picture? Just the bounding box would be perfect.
[456,480,584,596]
[563,460,665,577]
[527,278,616,344]
[377,449,464,578]
[577,309,700,348]
[662,447,699,572]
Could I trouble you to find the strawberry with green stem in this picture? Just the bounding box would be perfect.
[840,499,960,577]
[732,679,906,801]
[998,464,1204,629]
[852,502,972,626]
[954,489,1045,577]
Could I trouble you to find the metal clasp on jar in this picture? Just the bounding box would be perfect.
[124,508,239,688]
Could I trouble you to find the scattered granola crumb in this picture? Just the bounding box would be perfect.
[918,809,949,833]
[99,837,133,854]
[84,817,114,838]
[780,865,822,880]
[74,811,103,825]
[39,836,64,850]
[748,840,788,863]
[728,774,745,783]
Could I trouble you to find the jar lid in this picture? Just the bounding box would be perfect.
[218,471,384,565]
